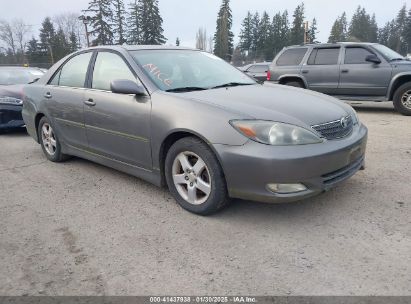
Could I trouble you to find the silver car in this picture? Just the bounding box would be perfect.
[23,46,368,215]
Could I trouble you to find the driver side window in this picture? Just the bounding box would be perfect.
[92,52,140,91]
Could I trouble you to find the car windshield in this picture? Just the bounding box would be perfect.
[371,44,404,61]
[130,50,256,92]
[0,68,44,85]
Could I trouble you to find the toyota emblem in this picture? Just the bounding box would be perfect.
[340,117,348,129]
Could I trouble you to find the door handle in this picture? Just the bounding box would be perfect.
[44,92,52,99]
[84,98,96,106]
[341,69,349,73]
[302,70,309,74]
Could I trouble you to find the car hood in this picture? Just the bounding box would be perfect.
[0,84,24,98]
[174,84,352,128]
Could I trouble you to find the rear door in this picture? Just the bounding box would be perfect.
[45,51,93,149]
[302,47,341,94]
[83,50,152,169]
[338,46,392,96]
[246,64,269,81]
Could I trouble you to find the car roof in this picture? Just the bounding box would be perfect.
[86,45,198,52]
[285,42,378,49]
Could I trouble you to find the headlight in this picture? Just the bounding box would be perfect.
[230,120,323,145]
[349,107,359,125]
[0,96,23,105]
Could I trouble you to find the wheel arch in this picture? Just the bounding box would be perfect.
[278,75,307,88]
[34,112,46,143]
[158,129,227,187]
[388,73,411,101]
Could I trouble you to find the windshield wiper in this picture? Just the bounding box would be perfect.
[166,86,208,93]
[211,82,254,89]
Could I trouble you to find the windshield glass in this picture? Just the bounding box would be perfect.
[0,68,44,85]
[371,44,404,61]
[130,50,255,91]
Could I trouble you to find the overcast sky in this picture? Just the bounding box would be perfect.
[0,0,407,46]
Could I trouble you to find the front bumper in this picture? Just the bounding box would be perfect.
[213,123,368,203]
[0,104,24,129]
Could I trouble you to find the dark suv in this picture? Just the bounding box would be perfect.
[268,42,411,115]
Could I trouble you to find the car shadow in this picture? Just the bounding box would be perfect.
[0,127,28,136]
[347,101,399,114]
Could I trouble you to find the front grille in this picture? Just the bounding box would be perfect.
[311,116,353,140]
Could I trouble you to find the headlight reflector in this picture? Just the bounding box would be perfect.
[230,120,323,145]
[0,96,23,105]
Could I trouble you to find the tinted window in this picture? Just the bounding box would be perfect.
[308,48,340,65]
[247,65,268,73]
[345,47,374,64]
[276,48,307,66]
[51,52,92,88]
[92,52,139,91]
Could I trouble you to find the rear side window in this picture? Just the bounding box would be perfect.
[247,65,268,73]
[308,48,340,65]
[50,52,92,88]
[276,48,307,66]
[344,47,374,64]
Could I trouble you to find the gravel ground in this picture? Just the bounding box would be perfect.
[0,101,410,296]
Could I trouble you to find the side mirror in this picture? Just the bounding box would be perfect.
[110,79,147,95]
[365,54,381,64]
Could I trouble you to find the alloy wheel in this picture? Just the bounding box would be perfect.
[41,123,57,156]
[401,90,411,109]
[172,151,212,205]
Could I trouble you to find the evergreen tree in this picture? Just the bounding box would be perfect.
[69,31,79,52]
[112,0,127,44]
[250,12,260,57]
[239,11,253,55]
[126,0,140,44]
[328,13,348,43]
[53,27,70,61]
[26,37,44,65]
[289,3,305,45]
[348,6,377,42]
[308,18,318,43]
[138,0,167,44]
[257,11,272,60]
[39,17,56,64]
[405,9,411,53]
[84,0,114,45]
[213,0,234,61]
[176,37,180,46]
[393,5,408,54]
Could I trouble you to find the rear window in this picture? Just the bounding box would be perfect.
[276,48,307,66]
[308,48,340,65]
[247,65,268,73]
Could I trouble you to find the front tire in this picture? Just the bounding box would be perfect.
[38,117,68,162]
[165,137,229,215]
[393,82,411,116]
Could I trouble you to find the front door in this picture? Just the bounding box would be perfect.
[338,46,392,96]
[302,47,342,94]
[83,51,152,169]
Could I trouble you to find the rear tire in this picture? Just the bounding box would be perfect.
[393,82,411,116]
[284,80,304,88]
[38,116,69,162]
[165,137,229,215]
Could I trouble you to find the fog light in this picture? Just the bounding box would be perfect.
[267,183,307,194]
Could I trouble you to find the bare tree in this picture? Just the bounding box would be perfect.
[208,35,214,53]
[0,19,31,61]
[53,12,87,47]
[195,27,207,50]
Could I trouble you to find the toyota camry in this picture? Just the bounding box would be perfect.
[22,46,367,215]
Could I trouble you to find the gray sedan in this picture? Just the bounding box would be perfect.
[22,46,367,215]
